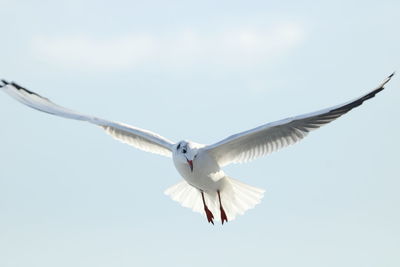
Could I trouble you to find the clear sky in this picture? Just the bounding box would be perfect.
[0,1,399,266]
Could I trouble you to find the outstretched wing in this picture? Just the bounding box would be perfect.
[205,73,394,167]
[0,80,175,157]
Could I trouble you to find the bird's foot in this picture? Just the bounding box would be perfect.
[204,207,214,225]
[220,206,228,225]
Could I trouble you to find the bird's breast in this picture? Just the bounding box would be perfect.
[173,150,224,191]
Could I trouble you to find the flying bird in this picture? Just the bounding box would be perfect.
[0,73,394,225]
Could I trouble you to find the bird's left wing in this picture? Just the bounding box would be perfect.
[0,80,174,157]
[205,73,394,167]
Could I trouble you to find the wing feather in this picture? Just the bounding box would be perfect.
[205,73,394,166]
[0,80,174,157]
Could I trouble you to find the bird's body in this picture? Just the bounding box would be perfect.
[0,73,394,225]
[170,140,263,224]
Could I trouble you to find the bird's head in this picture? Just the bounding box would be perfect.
[174,141,198,172]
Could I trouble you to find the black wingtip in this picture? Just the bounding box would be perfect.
[327,73,393,115]
[11,81,24,90]
[0,79,9,87]
[377,72,395,89]
[10,81,43,98]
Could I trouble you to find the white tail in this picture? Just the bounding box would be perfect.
[164,177,265,221]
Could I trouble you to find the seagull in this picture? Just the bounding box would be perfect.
[0,73,394,225]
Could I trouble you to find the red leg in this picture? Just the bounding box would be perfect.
[201,191,214,225]
[217,190,228,225]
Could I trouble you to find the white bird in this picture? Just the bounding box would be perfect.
[0,73,394,225]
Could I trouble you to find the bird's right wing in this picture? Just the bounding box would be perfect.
[205,73,394,167]
[0,80,175,157]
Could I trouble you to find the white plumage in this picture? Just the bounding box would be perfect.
[0,73,393,224]
[1,81,174,157]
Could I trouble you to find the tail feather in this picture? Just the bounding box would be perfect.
[165,177,265,222]
[164,181,203,214]
[222,177,265,219]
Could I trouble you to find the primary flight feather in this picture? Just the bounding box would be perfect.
[0,73,394,225]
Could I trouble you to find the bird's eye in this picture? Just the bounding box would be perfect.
[182,149,187,154]
[177,143,181,150]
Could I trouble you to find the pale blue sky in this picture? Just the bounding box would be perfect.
[0,1,399,267]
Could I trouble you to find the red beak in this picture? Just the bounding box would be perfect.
[187,159,193,172]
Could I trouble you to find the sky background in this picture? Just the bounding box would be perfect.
[0,1,399,266]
